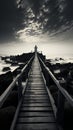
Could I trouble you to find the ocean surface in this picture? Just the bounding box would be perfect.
[48,57,73,64]
[0,54,73,75]
[0,57,19,75]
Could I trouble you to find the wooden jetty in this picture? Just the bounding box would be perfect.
[0,46,73,130]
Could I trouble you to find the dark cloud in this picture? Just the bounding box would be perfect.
[27,0,73,34]
[0,0,73,42]
[28,0,44,17]
[31,0,73,33]
[0,0,28,42]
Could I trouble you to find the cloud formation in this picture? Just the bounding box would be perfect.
[0,0,73,42]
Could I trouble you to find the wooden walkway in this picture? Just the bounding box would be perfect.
[14,55,57,130]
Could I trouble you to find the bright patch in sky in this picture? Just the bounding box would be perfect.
[0,32,73,59]
[0,9,73,59]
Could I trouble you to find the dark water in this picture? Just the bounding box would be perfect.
[0,57,19,74]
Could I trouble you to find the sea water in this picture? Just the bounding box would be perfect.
[0,57,19,75]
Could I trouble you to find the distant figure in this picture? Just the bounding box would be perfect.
[34,45,38,54]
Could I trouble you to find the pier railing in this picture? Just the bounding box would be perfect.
[0,52,73,130]
[39,56,73,129]
[0,56,34,108]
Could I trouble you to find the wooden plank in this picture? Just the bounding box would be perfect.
[24,94,48,97]
[21,103,51,107]
[29,75,42,78]
[17,116,56,123]
[24,94,48,98]
[27,84,45,87]
[29,73,42,75]
[27,85,45,87]
[25,92,47,95]
[26,87,46,90]
[23,98,50,102]
[19,111,54,117]
[26,87,45,89]
[20,106,53,112]
[24,94,48,96]
[27,84,45,86]
[23,99,50,103]
[23,97,49,100]
[29,76,41,78]
[15,123,57,130]
[25,92,48,95]
[29,80,43,82]
[25,90,47,92]
[26,88,45,90]
[29,79,43,81]
[27,89,46,91]
[28,83,44,86]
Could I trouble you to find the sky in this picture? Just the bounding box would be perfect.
[0,0,73,59]
[0,32,73,59]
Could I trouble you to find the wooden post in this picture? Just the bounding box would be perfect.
[56,90,65,130]
[18,77,22,101]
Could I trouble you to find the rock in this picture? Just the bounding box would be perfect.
[64,101,73,130]
[49,85,58,94]
[3,91,18,108]
[0,71,13,95]
[10,52,34,63]
[60,58,64,60]
[0,106,16,130]
[60,69,69,78]
[12,67,20,77]
[11,61,18,66]
[2,67,11,72]
[52,91,58,106]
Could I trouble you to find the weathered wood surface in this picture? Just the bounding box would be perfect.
[39,57,73,107]
[0,56,33,108]
[14,55,57,130]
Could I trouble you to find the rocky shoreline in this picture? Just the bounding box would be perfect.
[45,58,73,130]
[0,53,73,130]
[0,52,34,130]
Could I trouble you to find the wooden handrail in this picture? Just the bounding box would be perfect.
[39,57,73,107]
[0,56,34,108]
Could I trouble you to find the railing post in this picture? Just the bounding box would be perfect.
[18,77,22,101]
[56,90,65,130]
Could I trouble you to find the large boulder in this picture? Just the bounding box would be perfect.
[2,67,11,72]
[0,106,16,130]
[52,91,58,106]
[3,91,18,108]
[64,101,73,130]
[49,85,58,94]
[0,71,13,95]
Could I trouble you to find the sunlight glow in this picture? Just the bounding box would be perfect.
[0,12,73,59]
